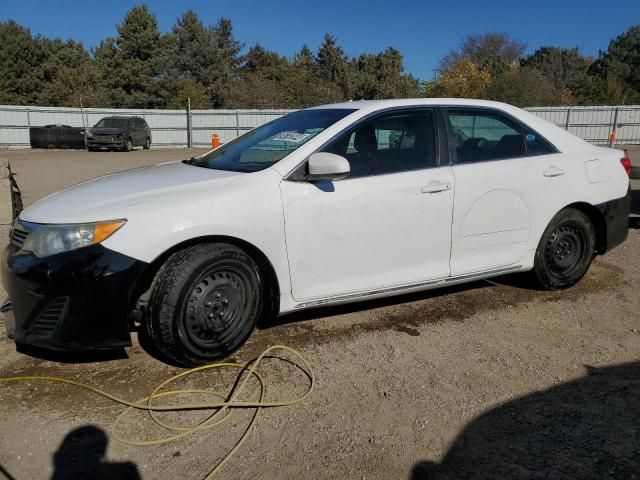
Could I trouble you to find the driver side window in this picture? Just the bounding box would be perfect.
[322,109,437,178]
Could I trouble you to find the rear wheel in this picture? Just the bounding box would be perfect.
[532,208,595,290]
[146,243,263,367]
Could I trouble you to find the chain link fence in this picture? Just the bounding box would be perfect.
[0,104,638,148]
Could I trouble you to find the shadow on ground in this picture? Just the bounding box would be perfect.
[50,425,140,480]
[410,361,640,480]
[258,279,493,330]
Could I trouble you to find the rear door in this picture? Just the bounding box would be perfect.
[280,108,455,303]
[445,107,563,275]
[141,119,150,144]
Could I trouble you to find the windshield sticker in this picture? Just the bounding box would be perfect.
[272,131,310,143]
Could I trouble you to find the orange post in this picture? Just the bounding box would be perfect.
[211,133,220,148]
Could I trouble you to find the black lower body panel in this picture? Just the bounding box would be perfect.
[1,244,147,351]
[86,140,126,150]
[596,189,631,253]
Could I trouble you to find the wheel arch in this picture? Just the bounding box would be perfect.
[130,235,281,317]
[559,202,607,254]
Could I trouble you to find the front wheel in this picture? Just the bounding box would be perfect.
[146,243,263,366]
[143,137,151,149]
[532,208,595,290]
[124,138,133,152]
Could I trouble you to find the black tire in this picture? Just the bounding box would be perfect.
[532,208,595,290]
[124,138,133,152]
[87,147,98,152]
[143,137,151,150]
[146,243,263,367]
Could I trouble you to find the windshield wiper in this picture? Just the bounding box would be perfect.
[182,157,197,165]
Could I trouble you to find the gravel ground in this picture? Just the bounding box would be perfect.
[0,146,638,480]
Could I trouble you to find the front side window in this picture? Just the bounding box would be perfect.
[189,109,355,172]
[448,109,526,163]
[322,109,437,178]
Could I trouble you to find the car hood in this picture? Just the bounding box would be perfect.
[20,162,244,224]
[89,128,127,135]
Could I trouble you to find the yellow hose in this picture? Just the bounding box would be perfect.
[0,344,313,479]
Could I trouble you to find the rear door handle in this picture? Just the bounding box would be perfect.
[543,166,565,177]
[421,182,451,194]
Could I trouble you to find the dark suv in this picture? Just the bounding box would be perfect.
[86,116,151,152]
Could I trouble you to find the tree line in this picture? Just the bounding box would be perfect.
[0,4,638,109]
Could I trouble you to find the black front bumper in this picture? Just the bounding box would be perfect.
[1,243,147,351]
[86,140,126,149]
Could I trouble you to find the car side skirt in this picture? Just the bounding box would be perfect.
[286,264,526,312]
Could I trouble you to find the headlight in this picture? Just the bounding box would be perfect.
[21,220,126,258]
[86,131,93,139]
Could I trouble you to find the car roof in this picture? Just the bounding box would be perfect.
[310,98,530,112]
[100,116,142,120]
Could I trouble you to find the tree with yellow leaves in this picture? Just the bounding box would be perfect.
[423,59,491,98]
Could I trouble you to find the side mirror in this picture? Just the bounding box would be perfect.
[307,152,350,181]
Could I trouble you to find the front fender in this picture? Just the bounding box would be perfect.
[101,170,291,295]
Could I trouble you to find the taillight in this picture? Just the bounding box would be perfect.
[620,150,631,177]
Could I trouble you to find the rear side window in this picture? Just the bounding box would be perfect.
[323,109,437,178]
[448,109,525,163]
[522,126,555,156]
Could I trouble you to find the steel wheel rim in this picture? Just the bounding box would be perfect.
[183,264,255,350]
[545,222,587,276]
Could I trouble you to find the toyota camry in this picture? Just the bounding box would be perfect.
[2,99,631,366]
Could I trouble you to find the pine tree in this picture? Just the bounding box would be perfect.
[0,21,47,104]
[316,34,351,99]
[95,5,163,108]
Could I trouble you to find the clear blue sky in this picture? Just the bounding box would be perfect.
[2,0,639,80]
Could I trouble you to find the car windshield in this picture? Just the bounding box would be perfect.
[188,109,355,172]
[95,118,128,128]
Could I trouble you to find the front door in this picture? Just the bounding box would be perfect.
[280,108,455,303]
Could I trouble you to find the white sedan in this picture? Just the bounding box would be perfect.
[2,99,631,366]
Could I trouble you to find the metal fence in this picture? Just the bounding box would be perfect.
[0,105,293,148]
[0,104,639,148]
[525,105,640,145]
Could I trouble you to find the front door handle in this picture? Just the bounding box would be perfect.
[421,182,451,194]
[543,166,565,177]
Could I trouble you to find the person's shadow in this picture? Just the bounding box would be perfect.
[410,361,640,479]
[51,425,140,480]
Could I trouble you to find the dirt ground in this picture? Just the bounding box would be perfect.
[0,146,638,480]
